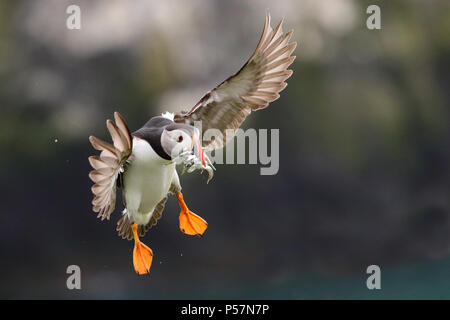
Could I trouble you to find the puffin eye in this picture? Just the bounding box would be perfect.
[177,135,183,143]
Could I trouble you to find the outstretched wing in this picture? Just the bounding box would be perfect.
[88,112,133,221]
[174,14,296,151]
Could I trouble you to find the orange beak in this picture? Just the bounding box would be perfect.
[190,135,206,166]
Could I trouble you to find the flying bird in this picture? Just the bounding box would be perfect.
[88,14,296,275]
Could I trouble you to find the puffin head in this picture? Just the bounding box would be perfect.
[161,123,206,165]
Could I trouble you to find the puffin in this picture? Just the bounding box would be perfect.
[88,13,296,275]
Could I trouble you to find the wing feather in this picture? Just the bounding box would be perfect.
[114,112,132,149]
[106,120,128,153]
[88,112,133,221]
[174,13,296,151]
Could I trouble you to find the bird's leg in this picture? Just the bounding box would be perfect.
[131,223,153,275]
[176,193,208,237]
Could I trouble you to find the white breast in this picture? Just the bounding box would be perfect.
[123,137,176,225]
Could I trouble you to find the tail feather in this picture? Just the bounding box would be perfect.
[117,212,133,240]
[116,196,168,240]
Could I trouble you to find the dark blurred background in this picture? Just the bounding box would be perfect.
[0,0,449,299]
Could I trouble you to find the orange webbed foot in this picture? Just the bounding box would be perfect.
[176,193,208,236]
[179,209,208,236]
[131,223,153,275]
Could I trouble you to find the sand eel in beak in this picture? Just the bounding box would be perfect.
[88,13,296,275]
